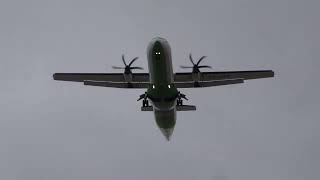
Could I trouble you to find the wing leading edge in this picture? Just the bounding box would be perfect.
[53,73,149,82]
[53,73,150,89]
[53,70,273,89]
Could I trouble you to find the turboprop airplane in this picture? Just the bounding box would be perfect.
[53,37,274,141]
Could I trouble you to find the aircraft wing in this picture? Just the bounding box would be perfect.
[53,73,149,82]
[174,70,274,82]
[53,70,273,89]
[83,80,149,88]
[174,79,244,88]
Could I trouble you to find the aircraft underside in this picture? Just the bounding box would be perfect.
[53,37,274,141]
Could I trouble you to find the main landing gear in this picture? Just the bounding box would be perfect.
[138,92,150,107]
[142,99,149,107]
[177,99,183,106]
[176,91,188,106]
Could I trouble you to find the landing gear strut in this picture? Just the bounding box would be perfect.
[138,92,150,107]
[142,99,149,107]
[176,91,188,106]
[177,99,183,106]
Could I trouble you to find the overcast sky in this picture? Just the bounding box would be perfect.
[0,0,319,180]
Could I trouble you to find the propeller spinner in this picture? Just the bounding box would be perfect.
[180,53,212,73]
[112,54,143,74]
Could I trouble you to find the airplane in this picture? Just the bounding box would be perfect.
[53,37,274,141]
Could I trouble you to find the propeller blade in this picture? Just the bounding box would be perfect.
[189,53,195,65]
[121,54,127,66]
[130,66,144,70]
[112,66,125,69]
[128,57,139,67]
[180,65,193,69]
[196,56,207,65]
[197,65,212,69]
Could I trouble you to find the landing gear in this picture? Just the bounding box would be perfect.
[142,99,149,107]
[176,91,188,106]
[138,92,150,107]
[177,99,183,106]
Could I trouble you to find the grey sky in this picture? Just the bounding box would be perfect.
[0,0,319,179]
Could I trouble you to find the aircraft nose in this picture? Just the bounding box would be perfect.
[153,41,163,51]
[160,128,174,141]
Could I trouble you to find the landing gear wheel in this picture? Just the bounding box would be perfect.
[142,99,149,107]
[177,99,183,106]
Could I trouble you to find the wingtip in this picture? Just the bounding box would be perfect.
[52,73,57,80]
[271,70,275,77]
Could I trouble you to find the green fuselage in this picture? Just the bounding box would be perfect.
[146,37,178,140]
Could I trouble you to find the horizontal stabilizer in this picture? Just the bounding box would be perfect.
[141,105,196,111]
[141,106,153,111]
[176,105,196,111]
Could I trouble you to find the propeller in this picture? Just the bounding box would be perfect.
[180,53,212,73]
[112,54,143,74]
